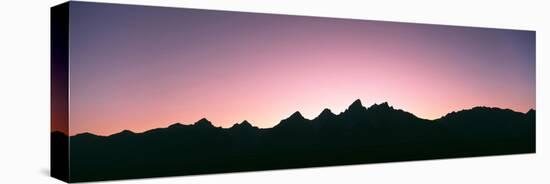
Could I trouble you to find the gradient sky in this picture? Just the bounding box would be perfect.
[67,2,535,136]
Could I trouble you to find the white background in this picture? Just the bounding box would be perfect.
[0,0,548,183]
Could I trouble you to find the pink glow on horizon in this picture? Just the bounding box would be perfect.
[68,5,535,136]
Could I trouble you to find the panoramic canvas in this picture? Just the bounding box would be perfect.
[51,1,536,183]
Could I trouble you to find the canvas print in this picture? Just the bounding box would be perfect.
[51,1,536,183]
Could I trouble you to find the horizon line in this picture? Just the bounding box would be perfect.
[56,99,535,137]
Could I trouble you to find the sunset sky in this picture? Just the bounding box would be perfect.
[67,2,535,136]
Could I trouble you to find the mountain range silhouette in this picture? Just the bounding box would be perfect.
[52,99,535,182]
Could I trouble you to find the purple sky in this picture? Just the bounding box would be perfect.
[67,2,535,136]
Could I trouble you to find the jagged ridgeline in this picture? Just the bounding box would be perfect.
[54,99,535,182]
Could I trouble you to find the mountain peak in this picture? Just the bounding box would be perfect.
[230,120,256,129]
[346,99,366,113]
[318,108,336,118]
[321,108,333,115]
[370,102,392,110]
[194,118,214,128]
[288,111,305,120]
[350,99,363,107]
[240,120,252,126]
[274,111,309,129]
[168,122,185,128]
[111,130,135,137]
[73,132,103,139]
[74,132,97,137]
[526,109,536,117]
[120,129,134,134]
